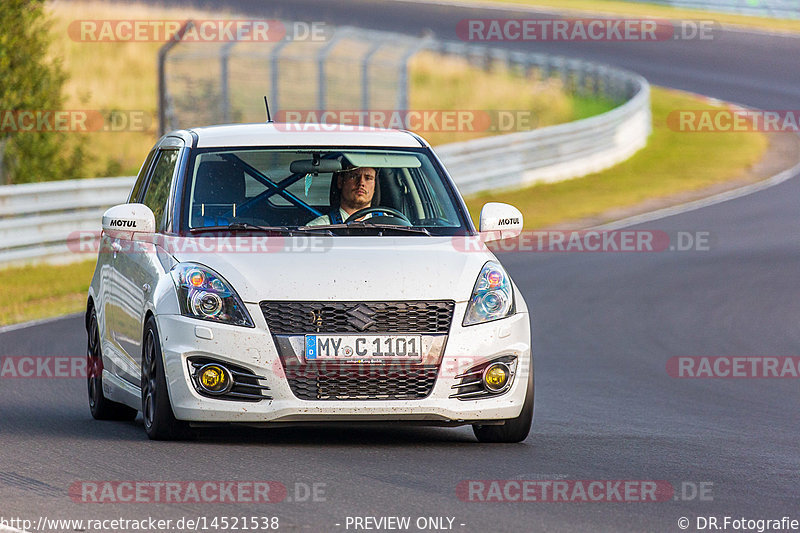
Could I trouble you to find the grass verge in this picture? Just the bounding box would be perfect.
[464,86,769,228]
[448,0,800,34]
[1,260,96,327]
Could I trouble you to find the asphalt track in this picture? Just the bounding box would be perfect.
[2,1,799,532]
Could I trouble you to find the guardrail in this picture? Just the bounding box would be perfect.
[0,177,135,265]
[436,65,650,196]
[0,57,649,266]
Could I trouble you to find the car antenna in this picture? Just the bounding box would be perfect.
[263,96,273,123]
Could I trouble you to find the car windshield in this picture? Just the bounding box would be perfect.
[181,147,471,236]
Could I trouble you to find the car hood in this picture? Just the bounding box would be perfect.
[166,235,495,303]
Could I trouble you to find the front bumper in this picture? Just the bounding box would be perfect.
[157,302,531,424]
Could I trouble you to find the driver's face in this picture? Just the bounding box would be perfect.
[338,167,376,211]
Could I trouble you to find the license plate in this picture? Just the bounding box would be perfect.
[304,335,422,361]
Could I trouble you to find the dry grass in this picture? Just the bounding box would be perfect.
[46,1,235,176]
[410,52,587,145]
[45,1,613,174]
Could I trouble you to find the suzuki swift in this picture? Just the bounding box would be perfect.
[86,123,533,442]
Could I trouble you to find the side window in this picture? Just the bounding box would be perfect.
[128,150,156,203]
[142,150,179,231]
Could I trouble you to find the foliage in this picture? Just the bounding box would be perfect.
[0,0,87,183]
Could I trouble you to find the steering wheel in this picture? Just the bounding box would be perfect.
[344,206,412,225]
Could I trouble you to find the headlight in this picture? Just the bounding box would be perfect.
[463,261,515,326]
[170,263,254,327]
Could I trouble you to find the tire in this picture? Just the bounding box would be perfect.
[472,357,534,443]
[141,317,192,440]
[87,308,138,421]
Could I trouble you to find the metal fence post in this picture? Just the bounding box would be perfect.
[158,21,194,137]
[361,40,383,112]
[220,27,250,124]
[269,40,291,115]
[220,42,235,124]
[397,36,432,113]
[317,33,344,111]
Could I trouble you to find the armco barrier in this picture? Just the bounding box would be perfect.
[436,74,650,195]
[0,59,649,266]
[0,177,135,265]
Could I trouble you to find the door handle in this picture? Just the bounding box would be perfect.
[111,241,122,258]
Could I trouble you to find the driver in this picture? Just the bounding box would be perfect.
[307,165,379,225]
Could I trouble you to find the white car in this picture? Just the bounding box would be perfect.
[86,123,533,442]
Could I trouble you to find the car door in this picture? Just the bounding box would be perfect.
[111,145,181,386]
[101,149,155,381]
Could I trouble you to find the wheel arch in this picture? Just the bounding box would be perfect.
[142,310,156,358]
[85,296,95,331]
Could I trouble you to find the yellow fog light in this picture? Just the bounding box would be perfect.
[197,364,232,395]
[482,362,510,392]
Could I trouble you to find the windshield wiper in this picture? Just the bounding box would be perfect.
[189,224,336,236]
[291,226,336,235]
[321,223,431,236]
[189,223,293,234]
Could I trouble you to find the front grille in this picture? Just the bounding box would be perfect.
[283,362,438,400]
[260,301,455,334]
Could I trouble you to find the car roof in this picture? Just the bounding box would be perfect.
[177,123,426,149]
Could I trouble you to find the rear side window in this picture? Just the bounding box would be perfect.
[129,150,156,203]
[142,150,179,231]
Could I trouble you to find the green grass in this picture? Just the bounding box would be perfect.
[572,94,618,120]
[465,86,769,228]
[448,0,800,34]
[1,260,96,326]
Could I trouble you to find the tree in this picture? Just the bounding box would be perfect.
[0,0,84,184]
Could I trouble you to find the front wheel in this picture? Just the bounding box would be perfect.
[472,358,534,443]
[87,308,137,421]
[141,317,191,440]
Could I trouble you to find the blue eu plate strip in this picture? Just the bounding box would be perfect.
[305,335,317,360]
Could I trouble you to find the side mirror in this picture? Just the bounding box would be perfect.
[102,203,156,235]
[479,202,523,242]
